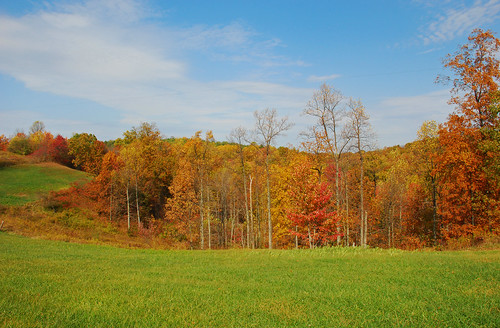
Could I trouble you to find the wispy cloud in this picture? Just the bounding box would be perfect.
[378,89,451,117]
[0,0,310,141]
[307,74,341,82]
[371,89,452,146]
[420,0,500,44]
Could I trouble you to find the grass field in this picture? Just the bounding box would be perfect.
[0,233,498,327]
[0,162,90,205]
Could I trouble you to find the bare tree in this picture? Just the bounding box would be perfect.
[303,84,350,243]
[254,108,293,249]
[346,98,375,247]
[29,121,45,135]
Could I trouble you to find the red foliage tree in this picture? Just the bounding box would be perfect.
[287,158,340,248]
[30,131,54,162]
[49,135,72,166]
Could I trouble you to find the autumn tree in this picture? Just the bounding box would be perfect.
[49,135,72,166]
[92,151,123,221]
[27,121,50,159]
[185,131,216,249]
[287,156,339,248]
[479,92,500,224]
[119,122,173,226]
[165,157,199,248]
[254,108,293,249]
[229,127,252,247]
[30,131,54,162]
[68,133,107,175]
[0,135,8,151]
[8,132,32,155]
[303,84,350,243]
[415,121,440,241]
[437,29,500,238]
[376,155,409,248]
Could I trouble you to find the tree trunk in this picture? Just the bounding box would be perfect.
[308,226,312,249]
[265,154,272,249]
[199,182,204,250]
[345,178,349,246]
[241,151,250,248]
[432,177,437,242]
[207,189,211,250]
[359,146,365,247]
[126,180,130,230]
[135,176,140,227]
[109,178,113,221]
[364,211,368,247]
[335,158,341,245]
[249,175,255,249]
[295,225,298,249]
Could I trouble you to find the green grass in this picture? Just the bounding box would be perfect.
[0,233,498,327]
[0,163,90,205]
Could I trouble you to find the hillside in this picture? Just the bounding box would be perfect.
[0,154,90,206]
[0,152,171,248]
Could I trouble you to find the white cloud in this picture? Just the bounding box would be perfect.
[378,89,451,117]
[0,0,311,142]
[420,0,500,44]
[307,74,341,82]
[372,89,453,146]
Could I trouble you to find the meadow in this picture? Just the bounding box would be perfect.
[0,162,90,206]
[0,233,498,327]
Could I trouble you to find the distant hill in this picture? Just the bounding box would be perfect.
[0,152,90,206]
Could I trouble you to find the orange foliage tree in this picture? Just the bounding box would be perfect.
[437,29,500,238]
[0,134,9,151]
[164,157,199,248]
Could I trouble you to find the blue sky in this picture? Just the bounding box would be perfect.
[1,0,500,147]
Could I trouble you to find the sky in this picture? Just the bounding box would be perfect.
[1,0,500,148]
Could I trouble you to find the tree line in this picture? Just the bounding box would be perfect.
[1,29,498,249]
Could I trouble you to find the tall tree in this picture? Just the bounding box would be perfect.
[187,131,215,249]
[416,121,440,241]
[254,108,293,249]
[118,122,173,224]
[437,29,500,238]
[346,98,374,247]
[165,157,199,249]
[229,127,251,248]
[303,83,350,243]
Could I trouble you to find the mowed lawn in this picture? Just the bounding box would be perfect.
[0,233,498,327]
[0,163,90,205]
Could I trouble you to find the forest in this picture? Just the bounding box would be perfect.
[1,29,499,250]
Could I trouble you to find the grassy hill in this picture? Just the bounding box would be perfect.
[0,152,174,249]
[0,153,90,206]
[0,233,498,327]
